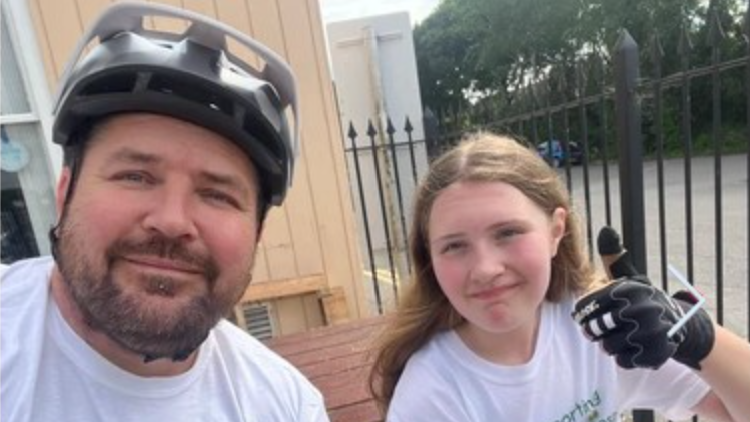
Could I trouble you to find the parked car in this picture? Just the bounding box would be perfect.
[536,139,584,167]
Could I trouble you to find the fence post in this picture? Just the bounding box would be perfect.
[613,29,652,422]
[423,107,440,160]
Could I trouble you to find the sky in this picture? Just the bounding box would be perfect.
[320,0,441,26]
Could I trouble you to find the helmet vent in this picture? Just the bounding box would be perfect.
[148,73,233,116]
[81,73,138,95]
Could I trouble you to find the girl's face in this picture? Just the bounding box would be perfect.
[428,181,566,338]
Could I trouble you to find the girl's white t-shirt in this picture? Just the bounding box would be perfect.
[388,297,710,422]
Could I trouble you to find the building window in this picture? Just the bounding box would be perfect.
[1,7,56,264]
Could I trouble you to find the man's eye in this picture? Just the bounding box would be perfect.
[203,190,241,208]
[112,172,150,184]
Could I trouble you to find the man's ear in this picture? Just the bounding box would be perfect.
[550,207,567,257]
[55,168,72,221]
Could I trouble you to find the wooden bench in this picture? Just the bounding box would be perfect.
[265,316,389,422]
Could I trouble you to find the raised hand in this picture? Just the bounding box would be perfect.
[572,227,715,370]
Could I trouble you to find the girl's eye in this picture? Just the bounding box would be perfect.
[495,227,522,241]
[440,242,466,255]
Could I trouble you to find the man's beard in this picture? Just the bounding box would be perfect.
[54,214,253,361]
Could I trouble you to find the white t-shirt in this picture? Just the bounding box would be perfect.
[387,297,710,422]
[1,257,330,422]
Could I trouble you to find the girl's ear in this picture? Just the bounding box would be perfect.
[550,207,567,257]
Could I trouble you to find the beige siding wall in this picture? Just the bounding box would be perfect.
[29,0,367,335]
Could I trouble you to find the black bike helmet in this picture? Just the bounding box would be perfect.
[52,1,299,206]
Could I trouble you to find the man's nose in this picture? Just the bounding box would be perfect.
[141,190,198,240]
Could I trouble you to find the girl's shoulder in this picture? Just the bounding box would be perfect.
[404,330,456,371]
[389,331,472,420]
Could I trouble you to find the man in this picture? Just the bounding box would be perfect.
[1,2,329,421]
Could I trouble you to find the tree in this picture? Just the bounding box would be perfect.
[413,0,734,115]
[413,0,492,112]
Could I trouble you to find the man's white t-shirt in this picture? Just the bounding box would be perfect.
[1,257,329,422]
[387,297,710,422]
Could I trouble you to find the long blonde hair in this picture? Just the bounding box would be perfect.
[368,133,596,411]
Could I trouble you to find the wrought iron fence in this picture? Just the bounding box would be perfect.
[341,5,749,422]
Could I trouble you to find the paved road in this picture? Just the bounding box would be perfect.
[564,154,749,337]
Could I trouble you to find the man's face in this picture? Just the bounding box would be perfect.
[55,113,261,359]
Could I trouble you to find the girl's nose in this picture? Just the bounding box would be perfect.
[470,243,505,284]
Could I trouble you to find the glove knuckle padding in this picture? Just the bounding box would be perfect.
[612,285,678,368]
[574,279,701,370]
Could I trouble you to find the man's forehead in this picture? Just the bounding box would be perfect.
[88,114,259,178]
[92,114,239,155]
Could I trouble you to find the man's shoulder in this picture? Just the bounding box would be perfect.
[1,256,54,283]
[1,257,54,389]
[1,256,54,305]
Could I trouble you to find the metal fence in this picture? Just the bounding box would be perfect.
[341,5,749,422]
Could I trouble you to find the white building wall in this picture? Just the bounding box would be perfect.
[327,13,429,302]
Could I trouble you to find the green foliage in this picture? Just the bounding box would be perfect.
[415,0,749,157]
[413,0,492,111]
[415,0,744,109]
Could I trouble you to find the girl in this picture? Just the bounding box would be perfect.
[369,133,750,421]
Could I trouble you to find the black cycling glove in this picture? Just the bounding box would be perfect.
[573,277,715,370]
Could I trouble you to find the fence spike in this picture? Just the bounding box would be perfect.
[614,29,637,53]
[575,61,585,98]
[557,68,568,94]
[678,21,693,55]
[707,5,726,47]
[404,116,414,132]
[542,75,552,101]
[650,32,665,63]
[481,100,491,122]
[529,76,539,106]
[347,121,358,139]
[651,33,664,78]
[386,117,396,134]
[366,119,378,137]
[595,46,609,88]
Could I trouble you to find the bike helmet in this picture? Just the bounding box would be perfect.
[52,1,299,206]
